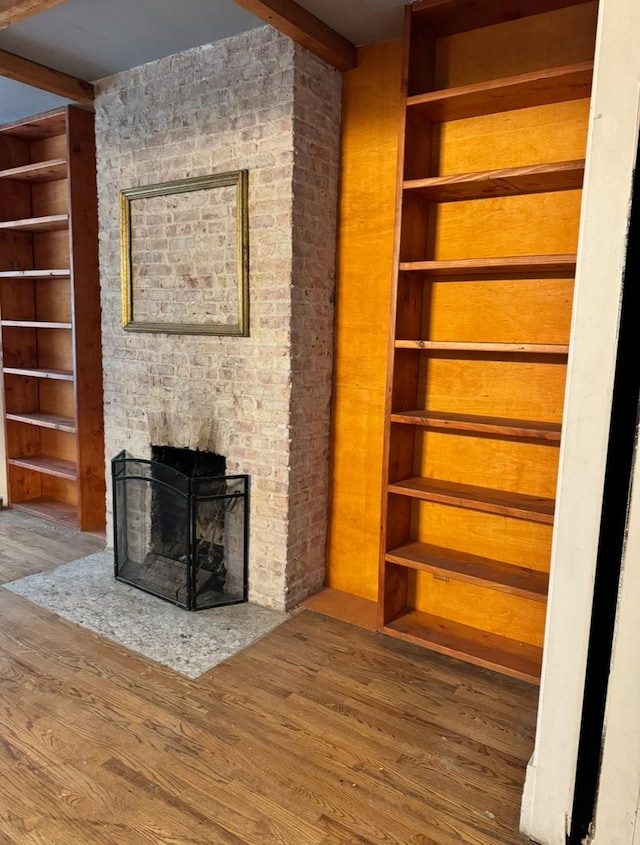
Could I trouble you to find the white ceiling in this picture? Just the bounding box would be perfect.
[0,0,406,124]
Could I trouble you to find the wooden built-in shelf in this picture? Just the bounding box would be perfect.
[407,62,593,122]
[382,609,543,684]
[388,476,555,523]
[0,270,70,280]
[399,254,577,279]
[2,366,74,381]
[378,0,596,682]
[5,411,75,433]
[8,454,77,480]
[404,160,584,202]
[411,0,594,39]
[303,588,378,631]
[385,541,548,602]
[11,497,79,529]
[390,410,562,441]
[0,214,68,233]
[1,320,72,329]
[0,106,106,531]
[395,340,569,355]
[0,110,67,140]
[0,159,67,183]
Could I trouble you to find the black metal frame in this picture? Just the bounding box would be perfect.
[111,450,249,611]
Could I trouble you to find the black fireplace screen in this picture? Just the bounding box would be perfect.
[111,450,249,610]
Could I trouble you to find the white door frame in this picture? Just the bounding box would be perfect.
[520,0,640,841]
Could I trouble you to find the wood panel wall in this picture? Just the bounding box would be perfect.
[327,3,596,611]
[325,41,403,600]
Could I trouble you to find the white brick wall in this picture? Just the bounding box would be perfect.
[95,27,341,611]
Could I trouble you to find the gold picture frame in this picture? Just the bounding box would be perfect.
[120,170,249,335]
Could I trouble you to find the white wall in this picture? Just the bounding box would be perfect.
[521,0,640,841]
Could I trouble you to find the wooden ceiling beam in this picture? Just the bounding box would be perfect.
[0,0,67,30]
[0,48,94,105]
[233,0,357,71]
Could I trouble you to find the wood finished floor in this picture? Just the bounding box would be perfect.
[0,510,538,845]
[0,508,104,584]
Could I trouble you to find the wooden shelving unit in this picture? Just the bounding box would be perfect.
[389,411,563,441]
[384,610,544,684]
[379,0,598,682]
[0,159,67,183]
[407,62,593,122]
[398,255,577,278]
[394,340,569,354]
[404,160,585,202]
[0,106,105,531]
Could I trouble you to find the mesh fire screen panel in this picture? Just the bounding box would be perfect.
[112,450,248,610]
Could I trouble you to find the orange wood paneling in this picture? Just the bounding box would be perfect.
[326,41,403,600]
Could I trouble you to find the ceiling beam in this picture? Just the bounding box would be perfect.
[0,0,67,30]
[233,0,357,71]
[0,48,94,105]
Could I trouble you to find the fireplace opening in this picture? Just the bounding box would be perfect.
[112,449,248,610]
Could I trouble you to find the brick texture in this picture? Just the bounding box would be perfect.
[95,27,341,611]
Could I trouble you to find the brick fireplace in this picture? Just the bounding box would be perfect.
[95,27,342,611]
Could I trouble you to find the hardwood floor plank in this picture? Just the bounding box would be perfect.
[0,576,534,845]
[0,509,104,583]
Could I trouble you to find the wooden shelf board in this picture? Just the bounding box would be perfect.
[8,454,77,481]
[390,409,562,441]
[399,255,576,279]
[407,62,593,122]
[0,159,67,183]
[395,340,569,355]
[411,0,595,38]
[302,588,378,631]
[11,498,78,529]
[388,476,555,523]
[1,320,72,329]
[385,541,548,602]
[5,411,76,433]
[0,270,70,280]
[0,110,67,141]
[2,366,74,381]
[382,608,542,684]
[0,214,69,233]
[404,160,584,202]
